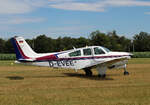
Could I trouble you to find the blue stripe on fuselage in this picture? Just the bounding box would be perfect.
[11,38,23,60]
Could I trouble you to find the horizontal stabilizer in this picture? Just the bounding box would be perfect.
[18,58,36,62]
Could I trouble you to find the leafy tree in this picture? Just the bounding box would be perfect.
[0,38,5,53]
[133,32,150,51]
[54,37,64,51]
[34,35,54,53]
[0,30,149,53]
[108,31,131,51]
[61,37,75,50]
[4,38,14,53]
[74,37,89,48]
[89,30,111,48]
[119,36,131,51]
[26,39,35,50]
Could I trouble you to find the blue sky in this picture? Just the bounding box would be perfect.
[0,0,150,39]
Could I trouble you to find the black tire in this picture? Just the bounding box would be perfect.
[84,68,92,76]
[98,74,106,78]
[124,71,129,75]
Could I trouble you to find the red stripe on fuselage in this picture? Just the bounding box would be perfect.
[36,55,57,61]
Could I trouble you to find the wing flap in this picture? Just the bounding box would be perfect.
[102,58,127,66]
[92,57,129,68]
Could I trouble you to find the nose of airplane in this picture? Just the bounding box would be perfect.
[123,52,133,59]
[122,52,133,56]
[127,52,133,56]
[116,52,133,59]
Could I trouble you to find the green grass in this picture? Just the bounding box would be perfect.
[128,58,150,64]
[0,59,150,105]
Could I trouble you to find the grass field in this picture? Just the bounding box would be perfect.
[0,59,150,105]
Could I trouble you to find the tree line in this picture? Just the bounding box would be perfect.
[0,30,150,53]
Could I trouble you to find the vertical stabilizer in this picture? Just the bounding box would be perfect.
[11,36,37,60]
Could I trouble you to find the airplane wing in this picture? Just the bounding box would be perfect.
[101,57,128,66]
[88,57,129,69]
[17,58,36,62]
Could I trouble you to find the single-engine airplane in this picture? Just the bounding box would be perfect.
[11,36,132,78]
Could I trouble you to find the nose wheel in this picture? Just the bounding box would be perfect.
[124,64,129,75]
[124,71,129,75]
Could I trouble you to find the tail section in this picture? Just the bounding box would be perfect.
[11,36,37,61]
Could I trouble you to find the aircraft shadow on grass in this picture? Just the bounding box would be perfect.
[6,76,24,80]
[5,75,66,80]
[63,73,114,81]
[5,73,114,81]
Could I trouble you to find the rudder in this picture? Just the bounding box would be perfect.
[11,36,37,60]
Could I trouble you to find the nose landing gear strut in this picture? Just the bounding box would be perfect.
[124,64,129,75]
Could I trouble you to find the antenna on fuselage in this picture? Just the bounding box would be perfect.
[85,45,88,48]
[73,46,76,50]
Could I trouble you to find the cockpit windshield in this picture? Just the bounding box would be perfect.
[102,47,111,52]
[94,47,105,55]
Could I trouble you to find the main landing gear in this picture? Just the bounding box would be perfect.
[83,66,107,78]
[84,68,93,76]
[98,74,106,78]
[97,66,107,78]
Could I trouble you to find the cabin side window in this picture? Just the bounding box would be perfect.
[69,50,81,57]
[83,48,92,56]
[94,47,105,55]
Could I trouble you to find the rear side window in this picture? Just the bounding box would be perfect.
[69,50,81,57]
[83,48,92,56]
[94,47,105,55]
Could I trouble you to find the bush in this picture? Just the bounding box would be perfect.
[0,54,16,60]
[132,52,150,58]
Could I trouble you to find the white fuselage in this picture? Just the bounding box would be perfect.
[24,46,131,70]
